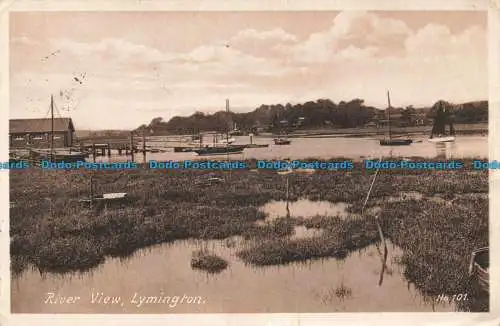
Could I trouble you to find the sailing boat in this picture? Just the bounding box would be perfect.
[193,99,246,156]
[273,113,291,145]
[380,91,413,146]
[428,102,456,143]
[30,94,88,163]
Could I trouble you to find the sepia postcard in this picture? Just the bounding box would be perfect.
[1,0,500,325]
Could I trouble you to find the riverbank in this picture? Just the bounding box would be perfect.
[10,157,488,311]
[271,123,488,138]
[73,123,488,143]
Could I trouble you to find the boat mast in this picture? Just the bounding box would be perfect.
[50,94,54,159]
[387,90,392,141]
[226,99,230,177]
[226,99,230,146]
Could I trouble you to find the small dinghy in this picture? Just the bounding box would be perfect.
[274,138,291,145]
[428,136,456,143]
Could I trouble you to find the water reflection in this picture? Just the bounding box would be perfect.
[258,199,351,221]
[11,238,456,313]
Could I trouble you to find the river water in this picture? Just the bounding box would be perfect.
[12,198,459,313]
[11,238,455,313]
[94,135,487,163]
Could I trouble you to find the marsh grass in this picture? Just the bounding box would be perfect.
[236,216,379,265]
[190,250,228,273]
[335,283,353,300]
[9,157,488,311]
[242,217,295,239]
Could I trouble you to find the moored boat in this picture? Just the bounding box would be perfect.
[30,148,88,163]
[380,139,413,146]
[244,143,269,148]
[380,90,412,146]
[274,138,291,145]
[428,101,456,143]
[468,247,489,294]
[193,145,246,156]
[194,99,246,156]
[28,95,88,163]
[173,146,196,152]
[428,136,456,143]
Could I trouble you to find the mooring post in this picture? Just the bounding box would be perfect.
[286,177,290,219]
[89,172,94,209]
[142,130,146,168]
[130,132,135,161]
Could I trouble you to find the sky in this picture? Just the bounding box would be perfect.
[10,11,487,130]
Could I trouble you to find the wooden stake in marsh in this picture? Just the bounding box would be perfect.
[361,155,388,285]
[142,130,146,167]
[130,132,134,162]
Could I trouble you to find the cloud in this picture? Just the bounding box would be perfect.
[405,24,486,59]
[234,28,297,42]
[228,28,298,59]
[291,11,412,63]
[10,11,487,128]
[182,44,236,63]
[10,35,39,45]
[51,38,172,63]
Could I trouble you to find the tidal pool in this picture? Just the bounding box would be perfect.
[258,199,351,221]
[12,237,456,313]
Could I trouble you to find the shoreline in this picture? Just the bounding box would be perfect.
[74,123,488,142]
[267,123,488,139]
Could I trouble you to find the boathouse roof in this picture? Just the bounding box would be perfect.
[9,118,75,134]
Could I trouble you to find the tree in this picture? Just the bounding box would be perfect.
[150,117,164,126]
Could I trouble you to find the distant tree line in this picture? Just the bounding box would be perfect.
[135,98,488,135]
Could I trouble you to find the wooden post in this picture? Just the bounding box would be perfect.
[142,130,146,167]
[107,143,111,157]
[92,142,96,163]
[89,173,94,210]
[130,132,134,161]
[286,177,290,219]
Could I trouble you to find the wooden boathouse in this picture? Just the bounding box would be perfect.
[9,118,76,148]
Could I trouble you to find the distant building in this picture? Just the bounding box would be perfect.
[9,118,76,148]
[371,112,403,128]
[293,117,306,127]
[408,113,427,126]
